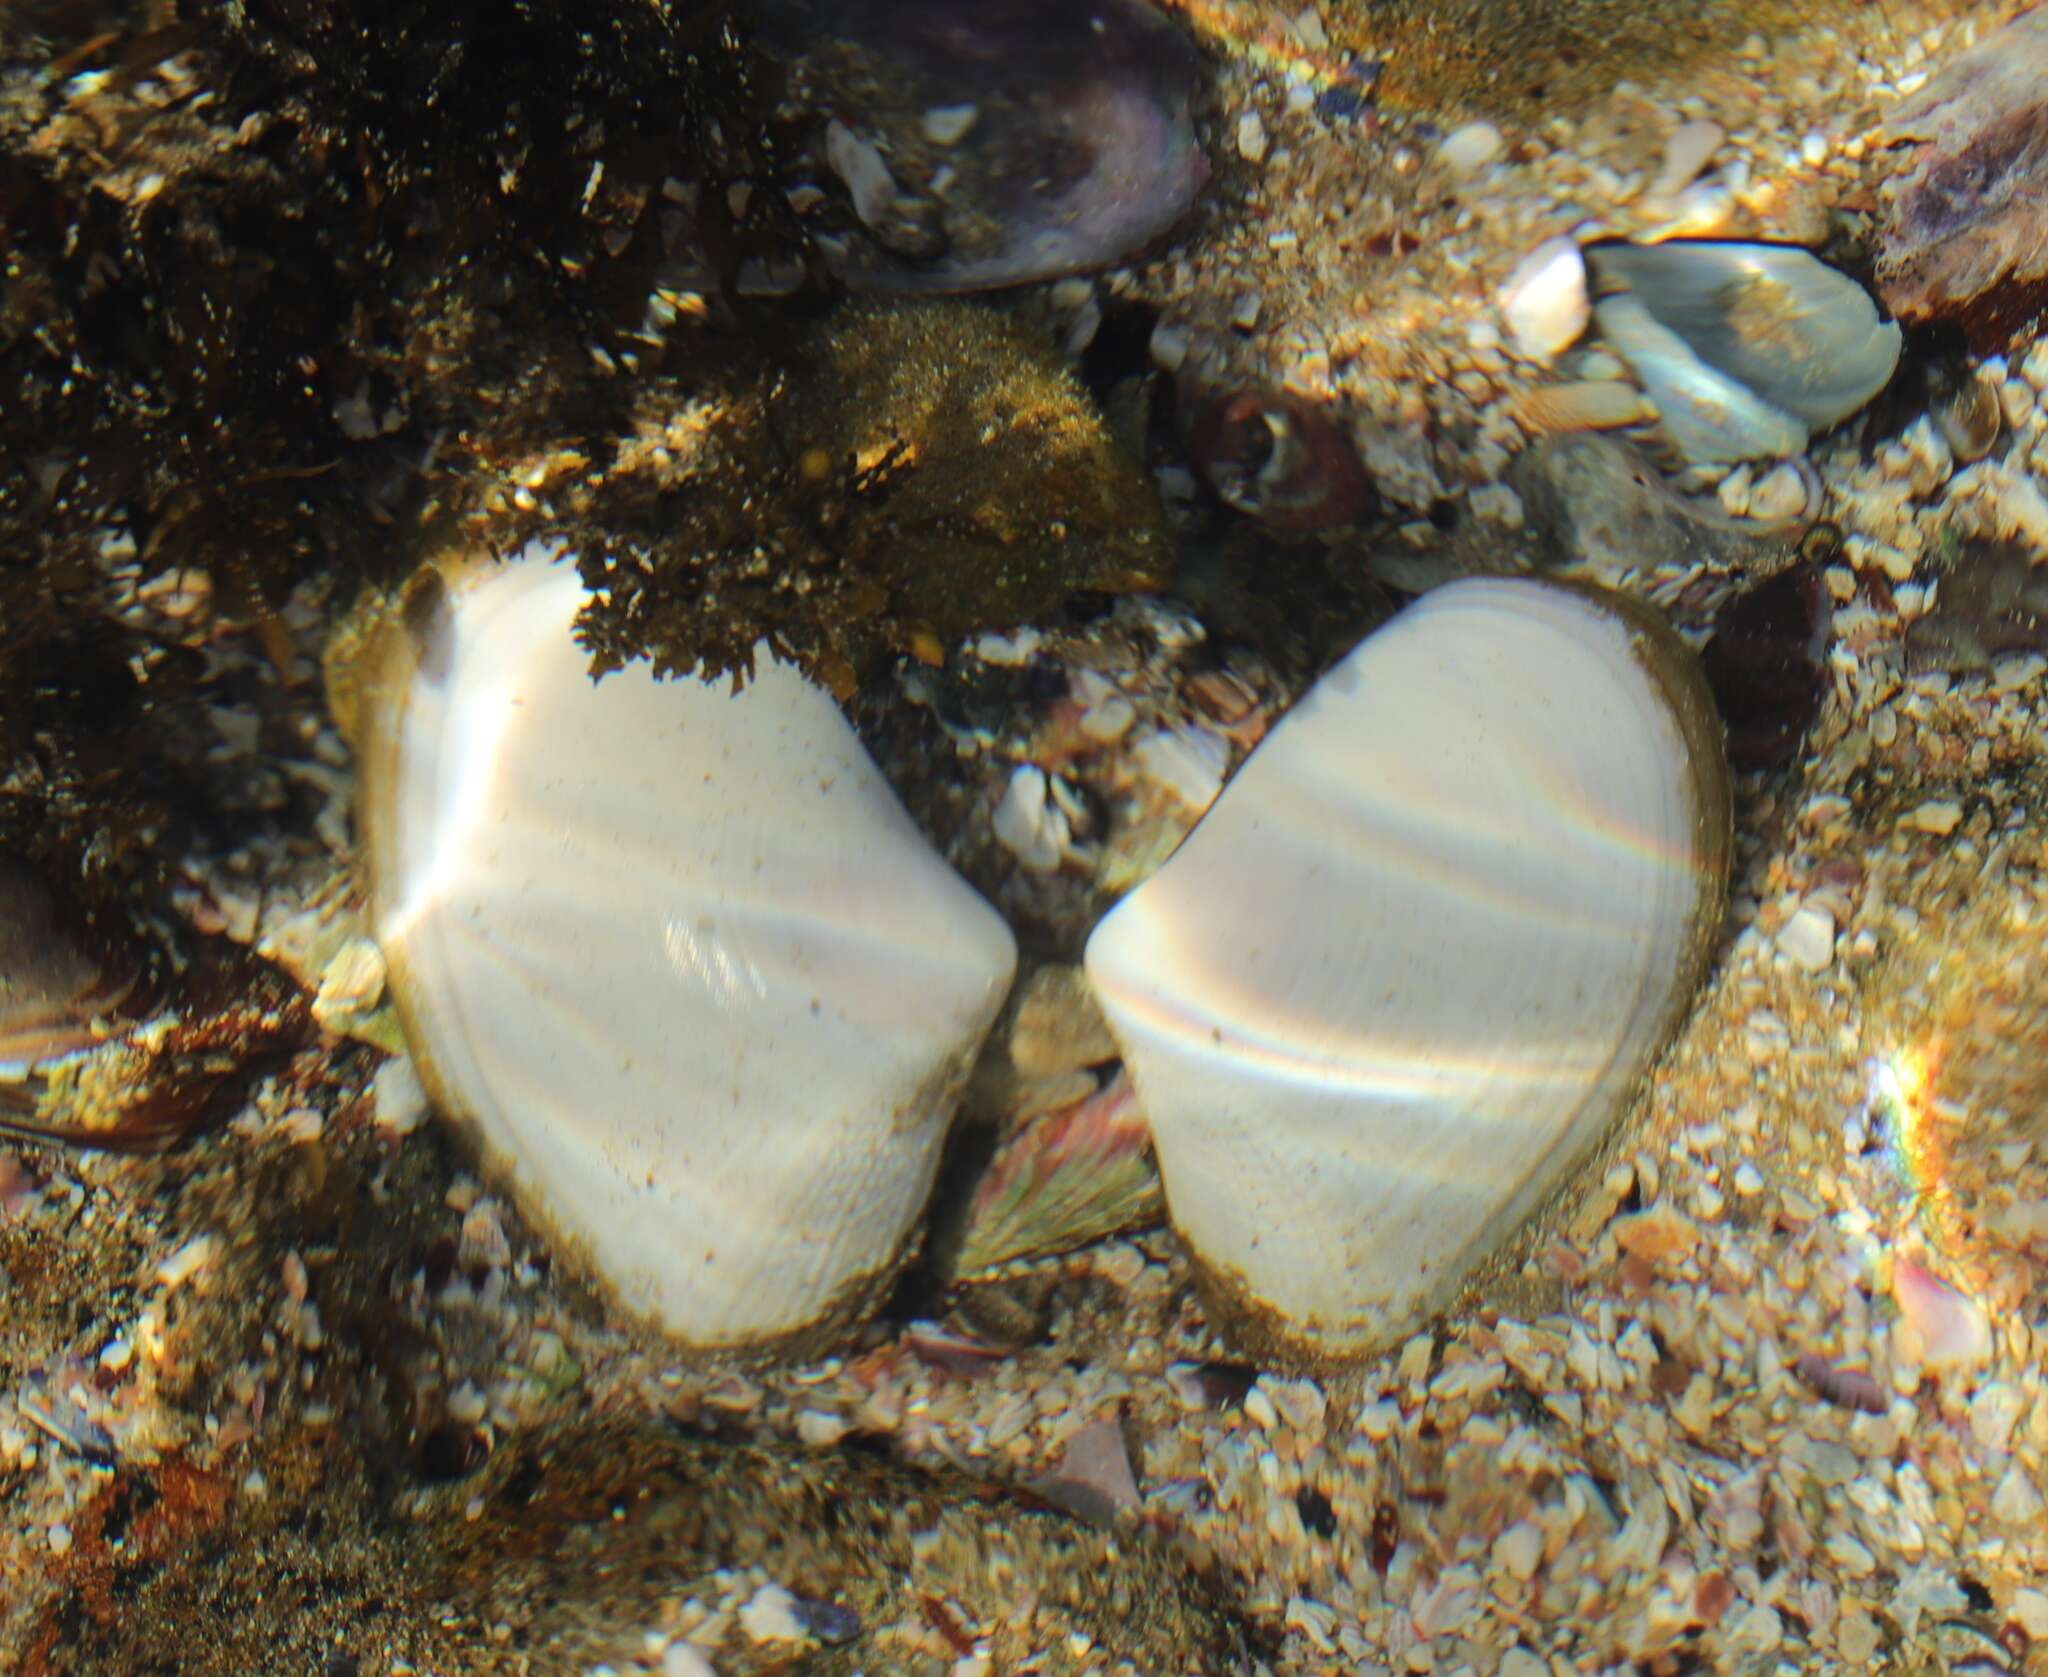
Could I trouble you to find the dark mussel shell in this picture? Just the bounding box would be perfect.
[749,0,1208,293]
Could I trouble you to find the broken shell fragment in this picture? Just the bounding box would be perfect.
[1587,240,1901,464]
[1084,578,1731,1362]
[943,1070,1160,1281]
[1509,379,1657,437]
[349,550,1017,1352]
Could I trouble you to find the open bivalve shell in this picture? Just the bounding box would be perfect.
[1084,578,1731,1364]
[348,549,1017,1354]
[1587,240,1901,465]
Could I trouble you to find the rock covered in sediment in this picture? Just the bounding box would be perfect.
[1084,578,1731,1362]
[1879,9,2048,348]
[346,548,1017,1352]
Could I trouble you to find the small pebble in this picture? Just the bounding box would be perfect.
[662,1644,717,1677]
[1992,1464,2045,1524]
[1746,461,1809,522]
[155,1234,218,1291]
[1243,1384,1280,1430]
[1493,1520,1543,1581]
[795,1408,850,1448]
[1499,237,1589,362]
[373,1054,430,1134]
[921,103,977,146]
[279,1106,325,1144]
[2010,1588,2048,1639]
[48,1523,72,1556]
[311,935,387,1031]
[1437,121,1503,174]
[1236,110,1268,164]
[738,1584,808,1644]
[1901,799,1962,836]
[1652,118,1724,199]
[1775,903,1835,973]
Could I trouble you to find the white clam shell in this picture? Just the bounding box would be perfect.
[1588,240,1902,464]
[354,551,1017,1351]
[1084,579,1729,1361]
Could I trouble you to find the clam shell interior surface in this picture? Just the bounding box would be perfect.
[357,552,1018,1350]
[1084,578,1731,1362]
[1588,239,1903,464]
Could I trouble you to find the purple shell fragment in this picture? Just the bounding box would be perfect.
[1029,1415,1141,1527]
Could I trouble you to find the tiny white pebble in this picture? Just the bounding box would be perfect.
[1243,1384,1280,1429]
[662,1644,718,1677]
[1148,320,1190,372]
[795,1408,850,1448]
[1437,120,1503,175]
[373,1053,430,1134]
[1746,461,1809,523]
[738,1583,807,1644]
[1775,903,1835,973]
[1236,110,1269,164]
[920,103,978,147]
[1902,798,1962,836]
[1733,1162,1764,1196]
[279,1106,325,1144]
[155,1233,217,1291]
[1493,1519,1543,1581]
[48,1523,72,1556]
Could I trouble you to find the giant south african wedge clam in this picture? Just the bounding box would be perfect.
[339,548,1017,1353]
[1084,578,1732,1363]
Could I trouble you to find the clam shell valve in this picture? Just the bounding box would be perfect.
[352,552,1018,1351]
[1085,579,1731,1362]
[1587,239,1902,465]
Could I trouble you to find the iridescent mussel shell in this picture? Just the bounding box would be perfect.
[750,0,1208,293]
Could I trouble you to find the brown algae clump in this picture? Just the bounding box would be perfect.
[561,301,1172,696]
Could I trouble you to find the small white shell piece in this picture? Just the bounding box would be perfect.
[1084,579,1728,1361]
[1496,236,1590,364]
[358,551,1016,1350]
